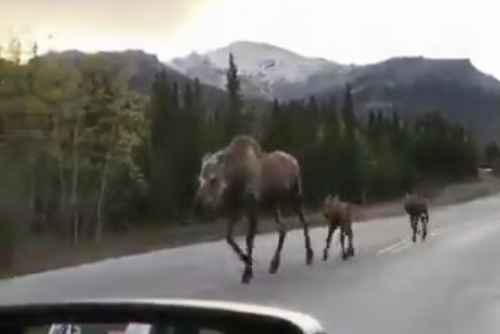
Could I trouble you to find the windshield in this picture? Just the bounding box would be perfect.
[1,1,499,334]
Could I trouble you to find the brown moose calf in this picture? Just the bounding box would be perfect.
[404,193,430,242]
[322,195,355,261]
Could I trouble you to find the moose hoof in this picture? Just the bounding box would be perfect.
[412,235,417,243]
[306,249,314,266]
[342,253,349,261]
[240,254,251,266]
[348,248,355,257]
[269,257,280,274]
[322,250,329,262]
[241,267,253,284]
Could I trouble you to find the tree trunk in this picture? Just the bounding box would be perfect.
[72,209,79,245]
[95,151,111,243]
[29,158,36,211]
[58,158,66,209]
[52,114,68,236]
[55,115,67,210]
[95,121,119,243]
[70,113,82,245]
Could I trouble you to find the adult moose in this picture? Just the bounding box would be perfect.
[322,195,355,261]
[404,193,430,242]
[194,135,314,284]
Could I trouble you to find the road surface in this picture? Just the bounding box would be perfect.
[2,195,500,334]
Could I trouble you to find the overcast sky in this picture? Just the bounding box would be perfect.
[2,0,499,78]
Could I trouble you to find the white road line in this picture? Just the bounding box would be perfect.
[388,241,412,254]
[430,226,450,237]
[377,239,409,255]
[377,226,451,256]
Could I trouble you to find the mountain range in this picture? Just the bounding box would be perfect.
[41,41,500,143]
[171,41,348,100]
[171,41,500,143]
[41,49,228,105]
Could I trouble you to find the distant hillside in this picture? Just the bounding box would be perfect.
[170,41,347,101]
[37,46,500,143]
[334,57,500,143]
[40,50,228,108]
[171,41,500,143]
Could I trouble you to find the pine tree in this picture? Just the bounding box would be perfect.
[183,83,193,110]
[225,53,243,139]
[150,71,169,150]
[308,95,319,118]
[149,75,188,218]
[392,111,400,130]
[263,99,281,150]
[341,83,356,138]
[193,78,202,109]
[174,81,203,215]
[337,84,367,202]
[368,111,376,129]
[306,95,320,144]
[376,111,384,126]
[317,97,341,198]
[485,141,500,166]
[171,82,179,112]
[149,71,171,217]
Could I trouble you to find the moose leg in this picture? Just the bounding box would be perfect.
[294,202,314,265]
[340,228,348,260]
[225,211,250,266]
[270,207,287,274]
[410,215,418,243]
[323,223,338,261]
[346,223,355,257]
[421,213,429,241]
[242,196,258,284]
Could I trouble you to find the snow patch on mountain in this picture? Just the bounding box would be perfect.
[170,41,344,99]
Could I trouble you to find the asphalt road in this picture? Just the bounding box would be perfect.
[2,195,500,334]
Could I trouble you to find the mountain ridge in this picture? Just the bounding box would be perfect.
[39,43,500,143]
[40,49,229,108]
[171,40,347,100]
[170,41,500,143]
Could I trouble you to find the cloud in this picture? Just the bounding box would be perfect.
[0,0,212,53]
[1,0,499,79]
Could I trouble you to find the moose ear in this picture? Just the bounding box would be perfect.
[333,194,340,201]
